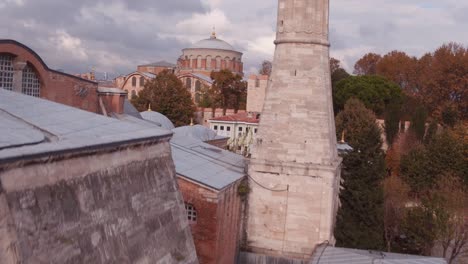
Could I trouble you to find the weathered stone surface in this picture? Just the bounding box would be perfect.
[0,142,198,264]
[245,0,341,261]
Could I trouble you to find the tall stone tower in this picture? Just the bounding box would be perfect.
[246,0,342,260]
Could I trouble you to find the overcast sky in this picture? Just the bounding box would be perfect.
[1,0,467,78]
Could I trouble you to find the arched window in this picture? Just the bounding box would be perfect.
[22,64,41,97]
[195,80,201,103]
[186,78,192,90]
[132,76,136,87]
[185,203,197,223]
[139,76,144,87]
[0,54,14,91]
[206,55,212,69]
[215,56,222,69]
[197,56,202,68]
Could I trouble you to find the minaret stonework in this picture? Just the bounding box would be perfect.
[246,0,342,260]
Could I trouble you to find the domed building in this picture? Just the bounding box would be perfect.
[177,31,244,77]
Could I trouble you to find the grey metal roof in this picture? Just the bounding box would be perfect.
[0,89,171,163]
[192,73,214,84]
[139,61,176,67]
[140,111,175,130]
[123,99,142,119]
[310,246,446,264]
[171,135,245,190]
[172,125,226,142]
[141,72,157,79]
[189,38,237,52]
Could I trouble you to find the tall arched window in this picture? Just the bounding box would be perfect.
[215,56,222,69]
[185,203,197,223]
[206,55,212,69]
[22,64,41,97]
[195,80,201,103]
[139,76,144,87]
[186,78,192,90]
[0,54,14,91]
[132,76,136,87]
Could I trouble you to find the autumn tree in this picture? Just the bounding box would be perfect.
[376,51,417,91]
[354,52,382,75]
[210,69,247,115]
[333,75,402,116]
[131,70,196,127]
[258,60,272,76]
[334,98,386,250]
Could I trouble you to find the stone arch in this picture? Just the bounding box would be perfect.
[185,78,192,90]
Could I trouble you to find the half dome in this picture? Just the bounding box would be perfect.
[189,35,236,51]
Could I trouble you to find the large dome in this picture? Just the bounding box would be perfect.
[189,33,236,51]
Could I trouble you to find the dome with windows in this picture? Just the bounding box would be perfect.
[177,31,244,77]
[190,34,235,51]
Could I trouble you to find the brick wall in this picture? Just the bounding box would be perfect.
[0,40,100,114]
[177,178,218,264]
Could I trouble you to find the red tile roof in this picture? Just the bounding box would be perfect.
[209,112,260,124]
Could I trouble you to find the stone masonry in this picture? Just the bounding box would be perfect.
[245,0,342,261]
[0,139,198,263]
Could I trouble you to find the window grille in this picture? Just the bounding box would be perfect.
[22,64,40,97]
[0,55,14,91]
[185,203,197,222]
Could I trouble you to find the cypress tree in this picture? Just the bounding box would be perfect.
[334,98,386,250]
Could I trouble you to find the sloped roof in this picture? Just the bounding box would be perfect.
[139,61,176,67]
[173,125,226,142]
[310,246,446,264]
[210,112,260,124]
[171,135,245,190]
[0,89,171,164]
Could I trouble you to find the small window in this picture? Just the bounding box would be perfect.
[185,203,197,223]
[227,126,231,131]
[139,76,144,87]
[254,128,258,133]
[214,125,218,130]
[255,78,260,88]
[220,126,224,131]
[238,127,243,132]
[132,76,136,87]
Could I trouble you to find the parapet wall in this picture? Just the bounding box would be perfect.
[0,142,198,264]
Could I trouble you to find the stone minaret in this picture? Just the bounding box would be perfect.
[246,0,342,260]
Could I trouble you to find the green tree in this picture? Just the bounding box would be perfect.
[409,106,428,142]
[334,98,386,250]
[131,70,196,127]
[384,99,402,147]
[210,69,247,115]
[333,75,402,116]
[400,131,467,193]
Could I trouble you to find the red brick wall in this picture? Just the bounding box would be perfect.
[177,177,219,264]
[215,180,244,264]
[0,41,99,113]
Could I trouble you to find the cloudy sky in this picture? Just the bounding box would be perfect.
[1,0,467,78]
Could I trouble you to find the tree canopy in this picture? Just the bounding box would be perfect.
[333,75,402,116]
[131,70,196,127]
[209,69,247,115]
[334,98,386,250]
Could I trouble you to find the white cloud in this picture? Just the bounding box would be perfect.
[50,30,88,61]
